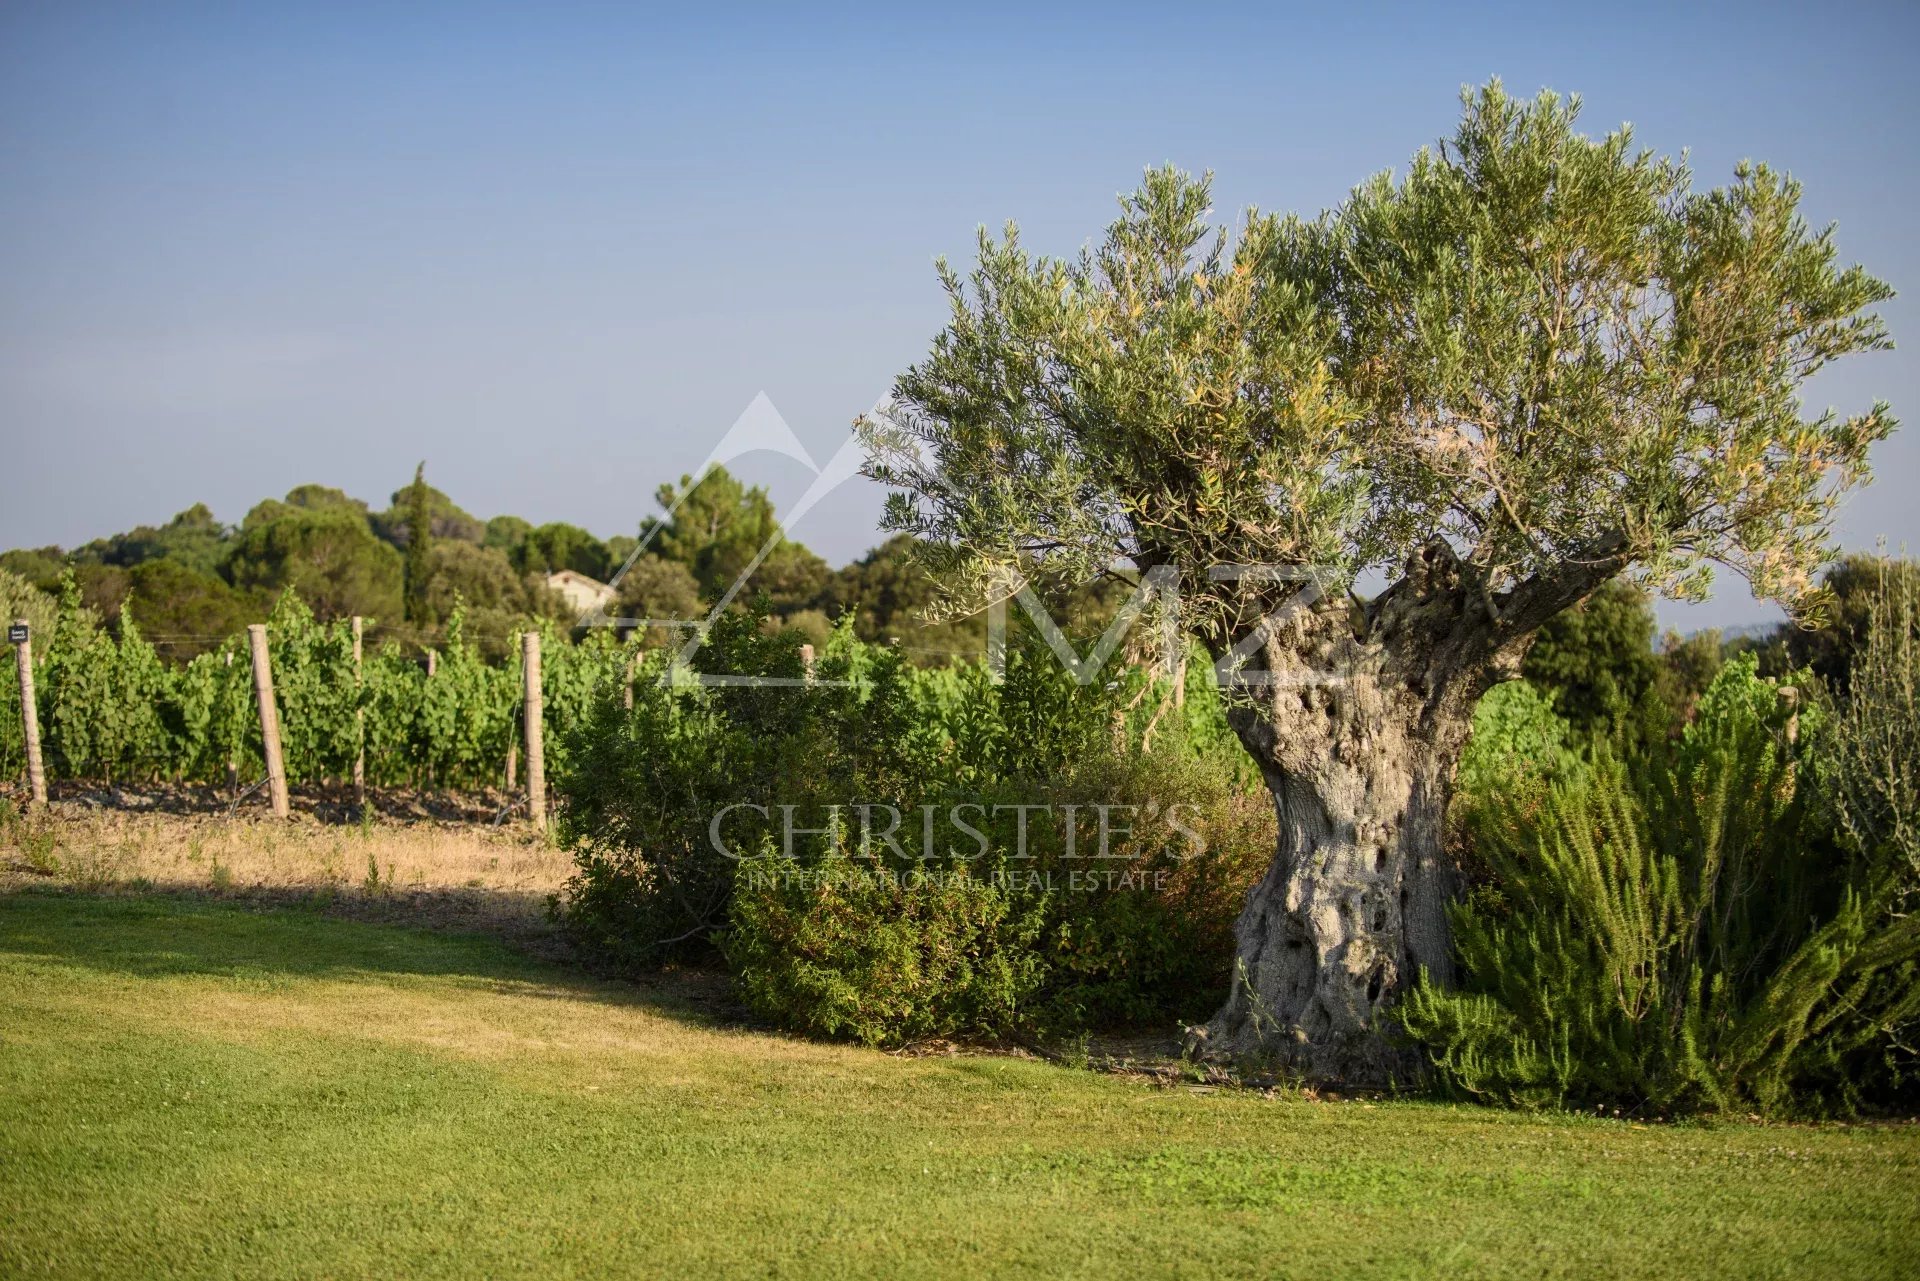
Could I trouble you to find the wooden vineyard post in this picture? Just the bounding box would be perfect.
[10,621,46,809]
[799,643,815,686]
[247,624,291,819]
[521,631,545,832]
[351,617,366,810]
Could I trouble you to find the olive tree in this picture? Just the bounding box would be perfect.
[860,84,1895,1081]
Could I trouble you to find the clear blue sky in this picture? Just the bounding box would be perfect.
[2,1,1915,628]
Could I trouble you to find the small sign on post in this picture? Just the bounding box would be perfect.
[11,620,46,809]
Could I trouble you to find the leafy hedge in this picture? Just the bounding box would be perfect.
[726,861,1049,1046]
[556,608,1273,1042]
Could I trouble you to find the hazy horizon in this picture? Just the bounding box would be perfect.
[4,2,1916,631]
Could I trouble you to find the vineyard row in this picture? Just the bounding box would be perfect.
[3,586,635,799]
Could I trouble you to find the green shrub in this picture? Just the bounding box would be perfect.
[556,610,1273,1041]
[1455,681,1576,818]
[724,857,1048,1046]
[1521,580,1665,739]
[556,608,931,968]
[718,747,1269,1045]
[1401,657,1920,1114]
[1816,563,1920,1097]
[712,738,1268,1044]
[999,750,1270,1030]
[1822,561,1920,900]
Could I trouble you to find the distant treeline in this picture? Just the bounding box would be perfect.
[5,464,1902,694]
[0,465,996,664]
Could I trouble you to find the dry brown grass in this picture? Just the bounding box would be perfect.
[0,799,574,954]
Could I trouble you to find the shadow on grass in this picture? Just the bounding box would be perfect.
[0,888,740,1026]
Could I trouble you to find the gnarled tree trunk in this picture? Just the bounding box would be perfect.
[1201,546,1522,1085]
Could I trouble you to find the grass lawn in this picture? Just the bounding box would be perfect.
[1,892,1915,1280]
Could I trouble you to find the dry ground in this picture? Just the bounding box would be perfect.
[0,788,573,955]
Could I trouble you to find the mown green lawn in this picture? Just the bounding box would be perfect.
[1,893,1915,1280]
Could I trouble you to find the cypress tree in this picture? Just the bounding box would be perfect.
[403,462,433,625]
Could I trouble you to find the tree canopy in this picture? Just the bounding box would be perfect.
[1522,579,1661,734]
[121,560,257,658]
[862,83,1894,648]
[77,503,230,579]
[226,505,404,623]
[644,467,784,596]
[861,80,1898,1079]
[1777,553,1920,691]
[374,480,485,548]
[403,463,434,624]
[519,522,611,580]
